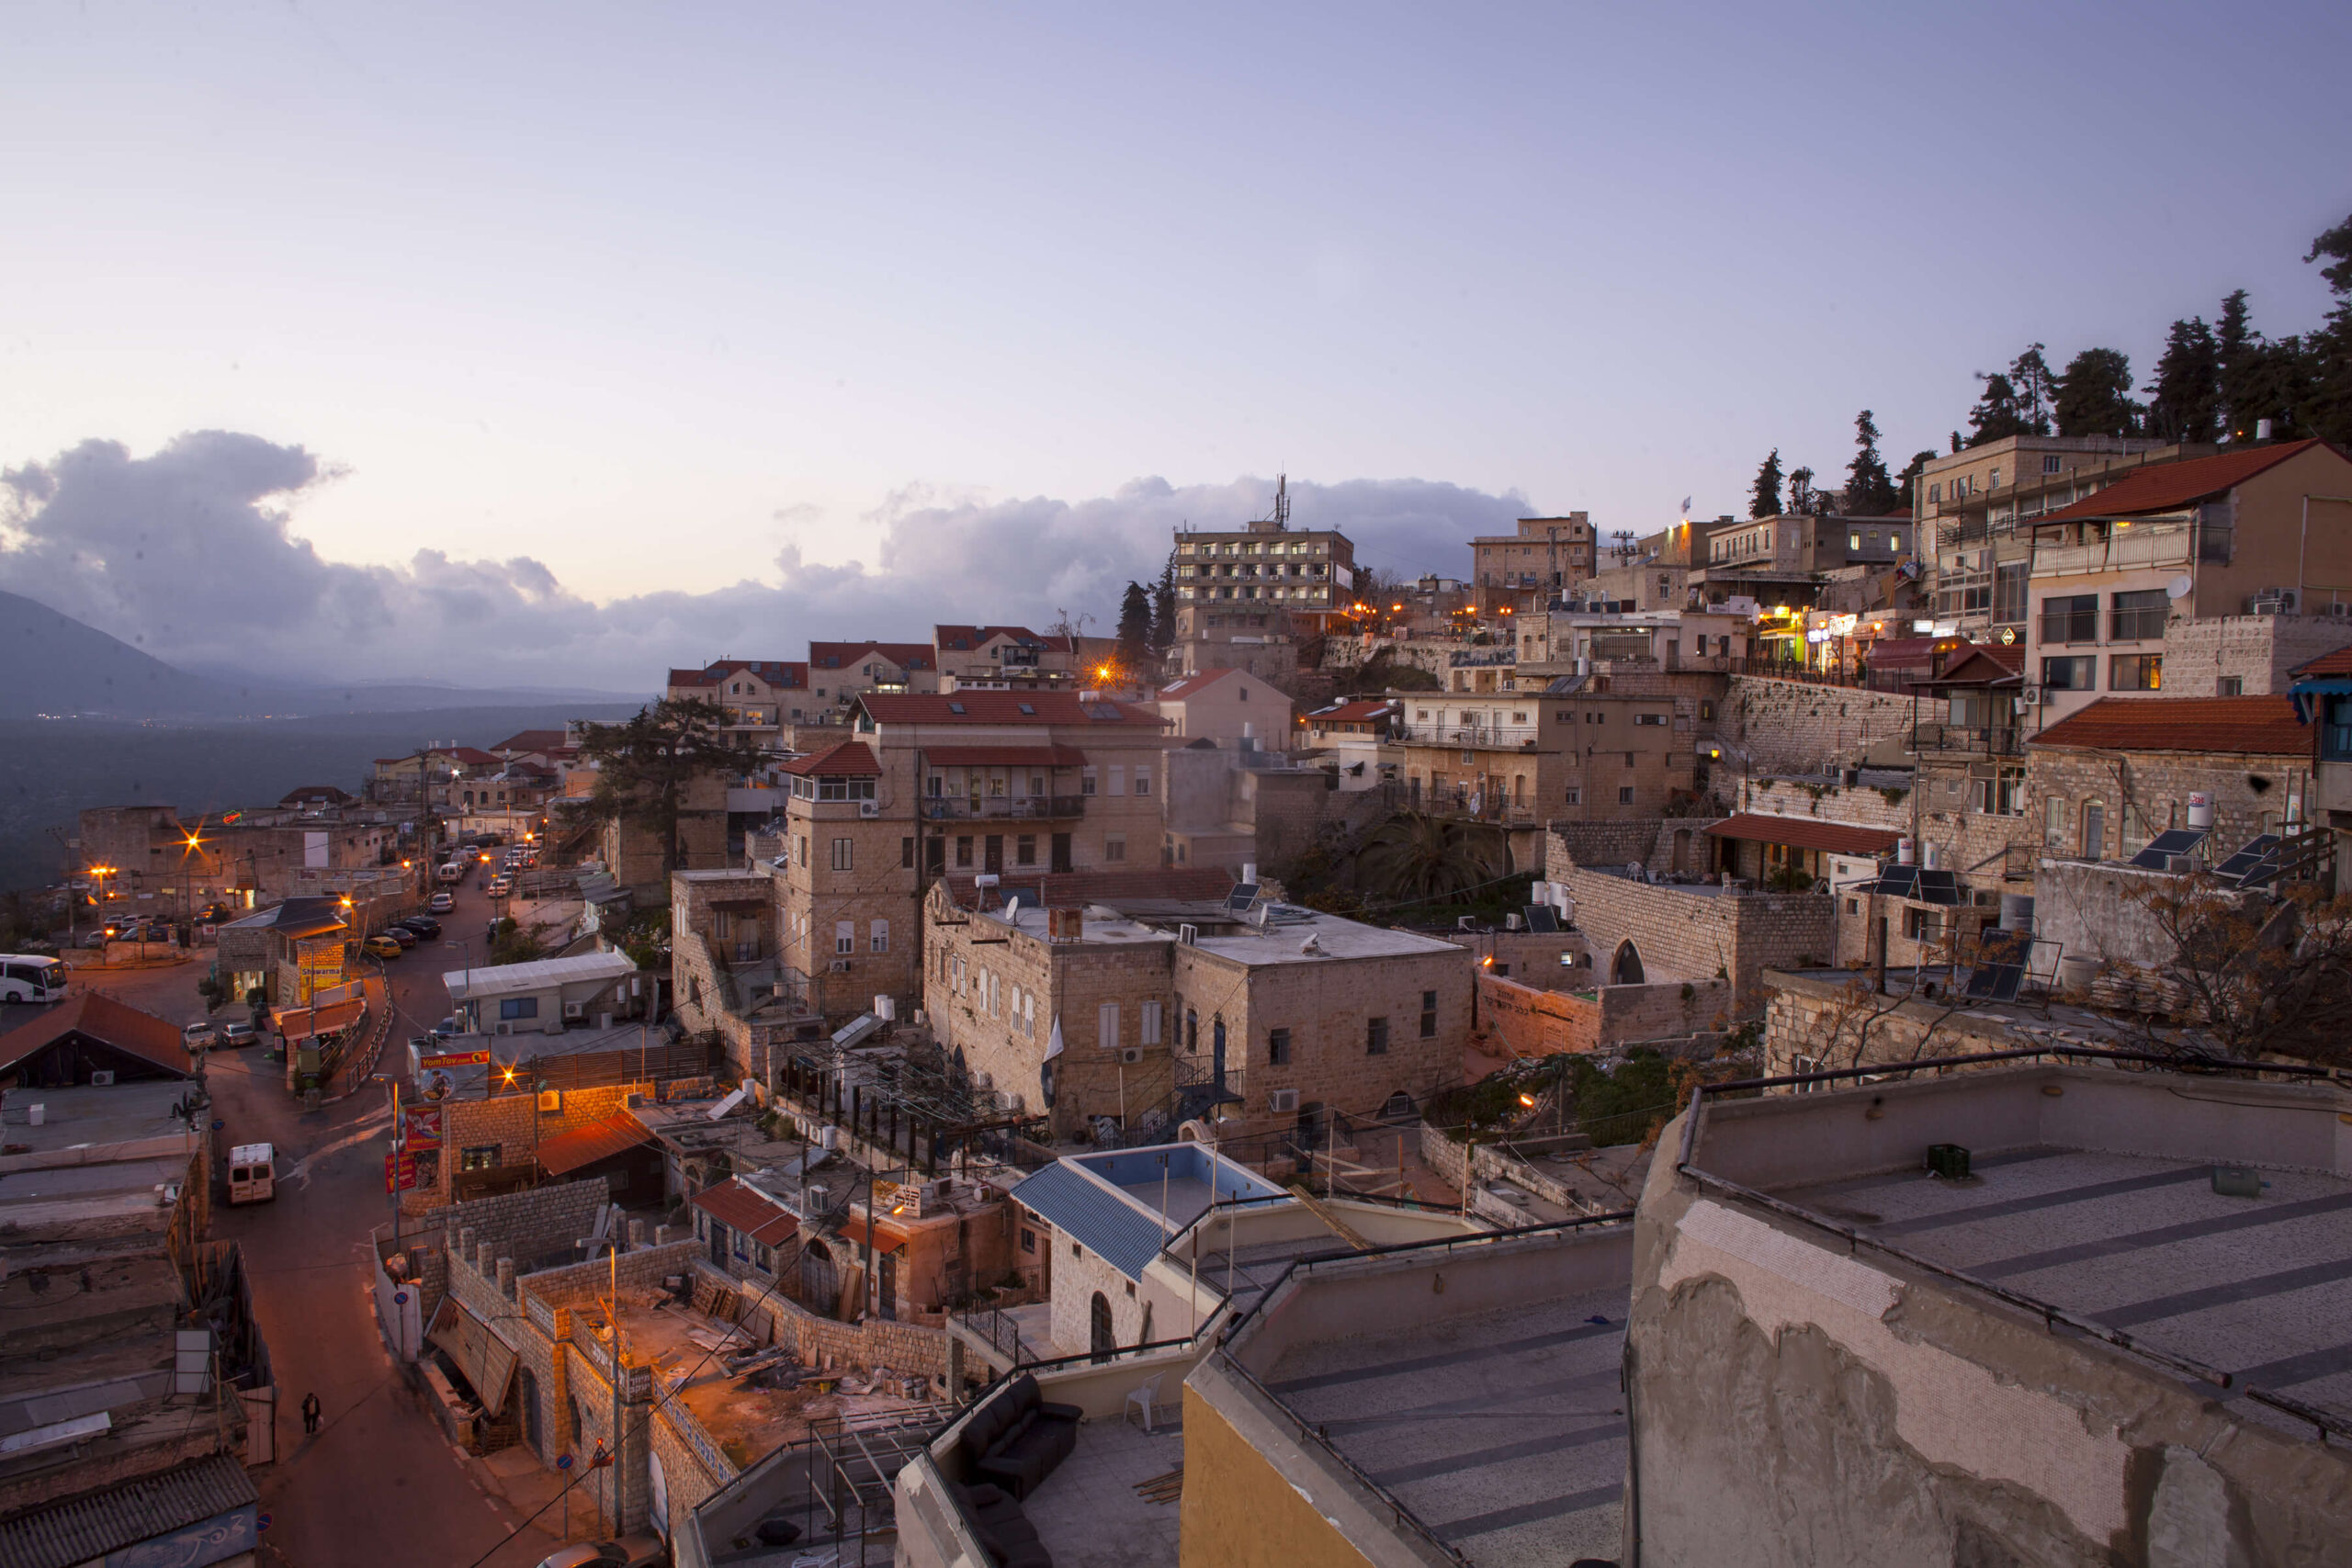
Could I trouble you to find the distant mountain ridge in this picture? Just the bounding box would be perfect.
[0,590,650,718]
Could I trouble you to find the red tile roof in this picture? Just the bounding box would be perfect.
[537,1109,654,1176]
[934,625,1069,653]
[1914,645,2024,688]
[1703,813,1901,856]
[2290,643,2352,678]
[2027,696,2309,757]
[690,1178,800,1247]
[922,744,1088,767]
[1309,698,1398,724]
[858,692,1164,727]
[2034,440,2337,525]
[778,741,881,777]
[0,991,192,1078]
[1157,668,1248,699]
[808,641,937,672]
[667,659,808,689]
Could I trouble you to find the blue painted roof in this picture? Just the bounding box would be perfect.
[1007,1162,1170,1282]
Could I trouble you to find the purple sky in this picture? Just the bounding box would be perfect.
[4,2,2347,686]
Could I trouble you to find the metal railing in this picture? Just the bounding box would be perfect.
[1676,1047,2352,1443]
[1910,722,2024,758]
[921,795,1086,821]
[953,1303,1035,1366]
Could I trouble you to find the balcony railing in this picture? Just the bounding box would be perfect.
[1910,722,2024,758]
[1395,724,1543,750]
[2030,525,2192,578]
[922,795,1087,821]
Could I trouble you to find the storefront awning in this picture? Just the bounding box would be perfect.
[1702,813,1900,857]
[426,1298,518,1416]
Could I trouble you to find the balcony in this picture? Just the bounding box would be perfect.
[1910,722,2024,759]
[2030,525,2191,578]
[921,795,1087,822]
[1394,724,1543,750]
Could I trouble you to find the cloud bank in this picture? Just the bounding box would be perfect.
[1,432,1529,692]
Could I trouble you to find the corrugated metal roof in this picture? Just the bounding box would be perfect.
[1703,813,1901,856]
[691,1179,800,1247]
[1008,1162,1170,1281]
[537,1109,654,1175]
[0,1453,255,1568]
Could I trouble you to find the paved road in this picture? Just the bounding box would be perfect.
[74,879,563,1568]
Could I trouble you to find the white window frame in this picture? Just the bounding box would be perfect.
[1140,999,1162,1045]
[834,920,854,954]
[870,919,889,953]
[1098,1001,1121,1051]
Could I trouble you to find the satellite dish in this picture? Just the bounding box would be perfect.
[2165,575,2193,601]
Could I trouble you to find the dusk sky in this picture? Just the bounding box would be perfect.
[5,2,2348,685]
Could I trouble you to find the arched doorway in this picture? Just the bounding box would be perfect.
[799,1239,839,1318]
[517,1367,542,1455]
[1090,1292,1115,1362]
[1672,829,1693,872]
[1611,941,1645,985]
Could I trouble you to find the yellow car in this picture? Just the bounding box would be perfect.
[363,934,403,960]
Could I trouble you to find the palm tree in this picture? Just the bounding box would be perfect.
[1356,812,1500,905]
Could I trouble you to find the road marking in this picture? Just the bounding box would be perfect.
[282,1104,394,1187]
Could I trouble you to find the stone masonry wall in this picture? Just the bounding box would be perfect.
[1760,968,2019,1078]
[1477,975,1734,1057]
[2163,613,2352,696]
[1553,864,1834,1017]
[2027,744,2312,865]
[1720,675,1946,773]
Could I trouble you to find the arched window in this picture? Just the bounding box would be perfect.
[1090,1292,1115,1362]
[1611,941,1645,985]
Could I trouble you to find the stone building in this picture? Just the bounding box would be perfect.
[1468,512,1597,615]
[664,658,814,740]
[1149,666,1295,752]
[805,639,941,711]
[1170,481,1357,657]
[2024,694,2316,863]
[931,626,1075,688]
[1387,682,1696,827]
[2160,610,2352,696]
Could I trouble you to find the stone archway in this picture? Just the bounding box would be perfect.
[1611,940,1645,985]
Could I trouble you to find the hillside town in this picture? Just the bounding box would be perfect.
[6,432,2352,1566]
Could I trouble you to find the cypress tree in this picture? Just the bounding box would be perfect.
[2145,318,2222,443]
[1748,449,1784,519]
[1149,557,1177,654]
[1844,411,1899,515]
[1894,450,1937,514]
[2007,344,2058,435]
[1114,581,1152,670]
[2299,213,2352,445]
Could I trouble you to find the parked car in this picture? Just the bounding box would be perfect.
[399,916,443,938]
[181,1021,218,1051]
[531,1538,663,1568]
[219,1020,257,1047]
[428,891,455,913]
[383,926,419,948]
[363,934,402,960]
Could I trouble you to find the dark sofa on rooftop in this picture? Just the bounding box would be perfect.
[948,1371,1084,1566]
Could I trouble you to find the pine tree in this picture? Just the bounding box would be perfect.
[1894,450,1937,514]
[1844,411,1899,515]
[2008,344,2058,435]
[2145,317,2222,443]
[2052,347,2141,437]
[1149,556,1177,654]
[1114,581,1152,671]
[1748,449,1784,518]
[2300,213,2352,445]
[1787,467,1818,516]
[1965,372,2030,446]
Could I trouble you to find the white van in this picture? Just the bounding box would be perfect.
[228,1143,276,1204]
[436,863,466,886]
[0,955,67,1004]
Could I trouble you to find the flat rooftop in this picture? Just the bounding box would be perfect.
[1219,1223,1634,1566]
[0,1082,198,1158]
[1778,1145,2352,1428]
[1189,908,1464,965]
[1690,1060,2352,1437]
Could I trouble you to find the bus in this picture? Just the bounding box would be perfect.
[0,955,66,1005]
[228,1144,277,1203]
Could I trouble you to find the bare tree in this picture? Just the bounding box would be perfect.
[2116,876,2352,1068]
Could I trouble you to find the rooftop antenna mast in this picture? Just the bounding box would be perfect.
[1272,472,1289,530]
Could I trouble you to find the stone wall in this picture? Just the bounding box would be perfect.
[1759,968,2018,1078]
[1720,675,1945,773]
[1476,975,1734,1057]
[424,1178,614,1279]
[2027,741,2312,865]
[415,1084,651,1208]
[1551,863,1834,1016]
[693,1260,956,1379]
[1240,768,1389,880]
[2163,612,2352,696]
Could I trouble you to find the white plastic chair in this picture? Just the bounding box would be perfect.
[1125,1373,1164,1433]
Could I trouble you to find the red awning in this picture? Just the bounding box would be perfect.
[537,1110,653,1175]
[922,745,1087,768]
[835,1215,908,1253]
[690,1179,800,1247]
[1702,813,1900,857]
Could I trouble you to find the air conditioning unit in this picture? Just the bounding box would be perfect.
[2250,589,2300,615]
[1119,1047,1145,1066]
[2019,686,2041,706]
[1178,924,1198,945]
[563,1001,585,1020]
[858,802,880,818]
[494,1021,513,1035]
[89,1069,116,1087]
[829,959,851,974]
[1268,1089,1300,1113]
[538,1089,561,1112]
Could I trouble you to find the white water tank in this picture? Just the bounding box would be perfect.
[1922,842,1941,871]
[2188,792,2214,829]
[875,995,896,1021]
[1897,838,1916,865]
[1242,862,1258,884]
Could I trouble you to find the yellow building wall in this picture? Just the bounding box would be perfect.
[1178,1387,1380,1568]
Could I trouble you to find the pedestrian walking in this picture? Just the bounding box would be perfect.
[300,1392,321,1435]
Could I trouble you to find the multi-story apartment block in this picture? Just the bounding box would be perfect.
[804,641,941,712]
[770,692,1171,1020]
[2020,439,2352,728]
[930,625,1075,688]
[1170,485,1357,675]
[664,658,813,739]
[1387,682,1695,826]
[1470,513,1596,614]
[1917,434,2197,643]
